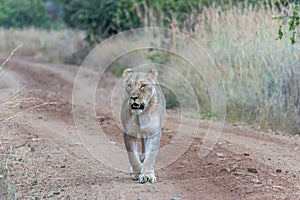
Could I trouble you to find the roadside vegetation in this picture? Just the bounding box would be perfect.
[92,1,299,134]
[0,47,23,200]
[0,1,299,133]
[195,4,299,133]
[0,1,299,198]
[0,28,85,62]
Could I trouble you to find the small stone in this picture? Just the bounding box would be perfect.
[252,178,262,184]
[216,153,225,158]
[231,164,238,171]
[220,168,231,173]
[234,172,243,176]
[247,168,258,173]
[69,142,82,146]
[48,191,54,197]
[273,185,283,190]
[232,163,238,168]
[109,141,116,145]
[244,153,250,156]
[276,169,282,173]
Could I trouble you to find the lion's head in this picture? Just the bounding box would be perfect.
[122,68,158,115]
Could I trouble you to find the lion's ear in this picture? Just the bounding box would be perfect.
[122,68,133,79]
[147,68,158,81]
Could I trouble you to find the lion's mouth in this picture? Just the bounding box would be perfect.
[131,103,145,110]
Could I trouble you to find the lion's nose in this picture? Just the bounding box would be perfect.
[130,96,138,101]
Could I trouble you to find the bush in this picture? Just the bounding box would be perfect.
[63,0,287,45]
[63,0,143,44]
[63,0,205,44]
[0,0,51,28]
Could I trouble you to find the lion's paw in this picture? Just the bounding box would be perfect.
[138,173,156,184]
[130,172,139,181]
[130,167,140,181]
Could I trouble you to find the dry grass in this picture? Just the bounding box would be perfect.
[0,90,54,199]
[0,46,54,199]
[187,4,300,133]
[132,2,300,134]
[0,28,85,62]
[0,4,298,135]
[0,47,20,199]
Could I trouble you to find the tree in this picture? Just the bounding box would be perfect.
[0,0,51,28]
[63,0,143,44]
[64,0,287,45]
[63,0,204,44]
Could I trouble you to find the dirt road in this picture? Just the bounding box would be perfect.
[0,54,299,199]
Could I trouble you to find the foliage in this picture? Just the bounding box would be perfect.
[143,0,200,31]
[0,0,51,28]
[63,0,296,45]
[63,0,203,44]
[161,86,180,108]
[275,4,299,44]
[63,0,143,44]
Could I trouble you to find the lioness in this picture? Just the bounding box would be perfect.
[121,68,166,183]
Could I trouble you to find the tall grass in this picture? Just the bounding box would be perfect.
[133,2,300,134]
[189,4,300,133]
[103,3,299,134]
[0,28,85,62]
[0,5,297,134]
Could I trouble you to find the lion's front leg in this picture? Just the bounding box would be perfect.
[139,131,161,183]
[123,132,142,180]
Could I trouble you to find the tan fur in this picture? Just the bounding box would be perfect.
[121,68,165,183]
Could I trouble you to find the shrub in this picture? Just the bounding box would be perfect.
[63,0,143,44]
[63,0,289,45]
[0,0,51,28]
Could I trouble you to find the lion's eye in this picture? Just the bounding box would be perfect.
[141,84,147,89]
[127,84,131,88]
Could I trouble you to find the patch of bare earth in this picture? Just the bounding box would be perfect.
[0,54,299,199]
